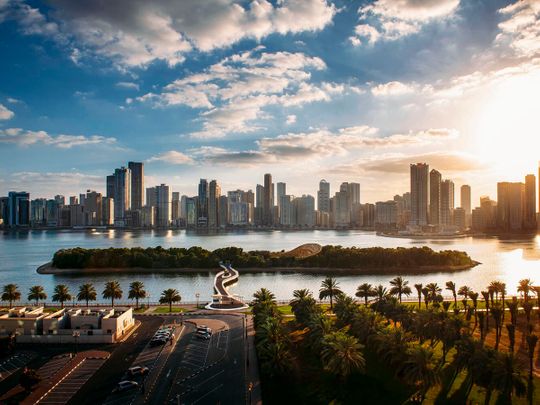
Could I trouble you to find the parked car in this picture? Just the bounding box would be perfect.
[128,366,149,376]
[195,330,211,340]
[114,380,139,392]
[150,337,167,346]
[197,325,212,334]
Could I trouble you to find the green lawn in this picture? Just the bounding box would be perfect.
[153,306,186,313]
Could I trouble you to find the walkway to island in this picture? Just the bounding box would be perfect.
[205,262,249,311]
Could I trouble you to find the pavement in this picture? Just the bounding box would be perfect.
[0,351,36,384]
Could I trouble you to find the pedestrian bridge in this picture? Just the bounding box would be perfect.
[205,262,248,311]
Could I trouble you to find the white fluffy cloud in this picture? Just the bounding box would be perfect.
[137,48,350,139]
[0,128,117,148]
[371,81,415,96]
[350,0,459,45]
[0,103,14,120]
[286,114,297,125]
[496,0,540,57]
[147,150,194,165]
[116,81,139,91]
[5,0,336,68]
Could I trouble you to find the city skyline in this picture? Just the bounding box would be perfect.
[0,1,539,202]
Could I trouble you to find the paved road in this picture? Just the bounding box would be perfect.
[0,351,35,383]
[155,314,245,405]
[68,316,163,405]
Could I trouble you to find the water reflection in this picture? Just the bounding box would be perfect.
[0,229,539,302]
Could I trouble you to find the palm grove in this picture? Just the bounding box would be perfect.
[252,277,540,404]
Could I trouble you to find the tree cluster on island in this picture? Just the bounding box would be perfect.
[51,245,475,269]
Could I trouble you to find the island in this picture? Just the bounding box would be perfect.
[37,244,479,275]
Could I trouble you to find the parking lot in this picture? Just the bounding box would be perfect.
[38,358,106,405]
[0,351,35,382]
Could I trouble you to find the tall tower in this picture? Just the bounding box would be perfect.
[198,179,209,227]
[155,184,171,227]
[461,184,471,227]
[429,169,441,225]
[524,174,537,230]
[113,167,131,224]
[410,163,429,226]
[440,179,455,226]
[106,175,115,199]
[276,182,286,210]
[318,180,330,213]
[263,173,273,226]
[208,180,221,228]
[128,162,144,210]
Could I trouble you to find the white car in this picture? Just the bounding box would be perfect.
[195,330,211,340]
[128,366,149,376]
[197,325,212,334]
[114,380,139,392]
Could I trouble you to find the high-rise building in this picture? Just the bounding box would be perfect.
[69,196,78,205]
[208,180,221,228]
[106,175,115,199]
[128,162,144,210]
[429,169,441,226]
[375,201,398,230]
[276,182,286,210]
[454,207,466,231]
[171,192,180,222]
[255,184,264,225]
[156,184,171,227]
[84,190,102,226]
[279,195,295,226]
[497,182,524,231]
[524,174,536,230]
[45,199,59,227]
[460,184,471,228]
[218,195,228,227]
[441,179,455,226]
[410,163,429,226]
[317,180,330,213]
[263,174,274,226]
[54,195,65,206]
[348,183,360,206]
[113,167,131,225]
[198,179,209,227]
[102,197,114,226]
[31,198,47,227]
[146,187,157,208]
[186,197,197,227]
[294,195,315,227]
[8,191,30,227]
[333,189,350,227]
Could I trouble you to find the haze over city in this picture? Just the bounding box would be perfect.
[1,0,539,203]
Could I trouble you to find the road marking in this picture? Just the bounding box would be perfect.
[191,383,223,404]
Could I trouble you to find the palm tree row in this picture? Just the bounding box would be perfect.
[1,281,148,309]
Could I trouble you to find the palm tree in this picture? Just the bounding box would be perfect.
[469,291,479,327]
[389,276,412,303]
[77,283,97,307]
[518,279,533,302]
[102,281,123,308]
[159,288,181,312]
[491,306,503,350]
[52,284,72,309]
[27,286,47,306]
[492,352,527,403]
[2,284,21,309]
[356,283,375,305]
[523,301,534,326]
[446,281,457,308]
[507,298,519,326]
[374,284,388,302]
[526,333,538,380]
[414,283,423,309]
[458,286,472,309]
[421,287,430,309]
[128,281,147,309]
[481,290,490,330]
[319,277,343,312]
[425,283,442,302]
[506,324,516,354]
[321,331,365,379]
[401,346,439,402]
[290,289,317,325]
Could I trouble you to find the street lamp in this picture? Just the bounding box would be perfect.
[72,330,80,354]
[248,382,253,404]
[195,293,200,309]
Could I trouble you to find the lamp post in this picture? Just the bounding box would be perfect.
[72,330,80,354]
[248,382,253,404]
[195,293,200,309]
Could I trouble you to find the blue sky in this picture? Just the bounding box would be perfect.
[0,0,539,204]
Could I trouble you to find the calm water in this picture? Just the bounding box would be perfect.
[1,229,539,304]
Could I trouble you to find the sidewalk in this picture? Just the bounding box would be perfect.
[245,314,261,405]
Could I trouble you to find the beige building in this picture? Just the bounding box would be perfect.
[0,307,134,344]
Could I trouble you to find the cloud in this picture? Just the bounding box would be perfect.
[371,81,415,96]
[496,0,540,58]
[1,171,103,198]
[115,81,139,91]
[0,128,117,148]
[137,48,349,139]
[186,126,459,167]
[0,103,14,120]
[286,114,297,125]
[358,152,484,174]
[147,150,194,165]
[350,0,459,45]
[6,0,336,68]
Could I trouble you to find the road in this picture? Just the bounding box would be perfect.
[68,316,163,405]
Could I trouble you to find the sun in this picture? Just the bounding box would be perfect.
[473,68,540,180]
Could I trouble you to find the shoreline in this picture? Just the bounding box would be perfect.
[37,261,480,276]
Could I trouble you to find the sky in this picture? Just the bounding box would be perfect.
[0,0,539,205]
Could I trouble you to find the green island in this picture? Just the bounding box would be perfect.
[41,244,478,275]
